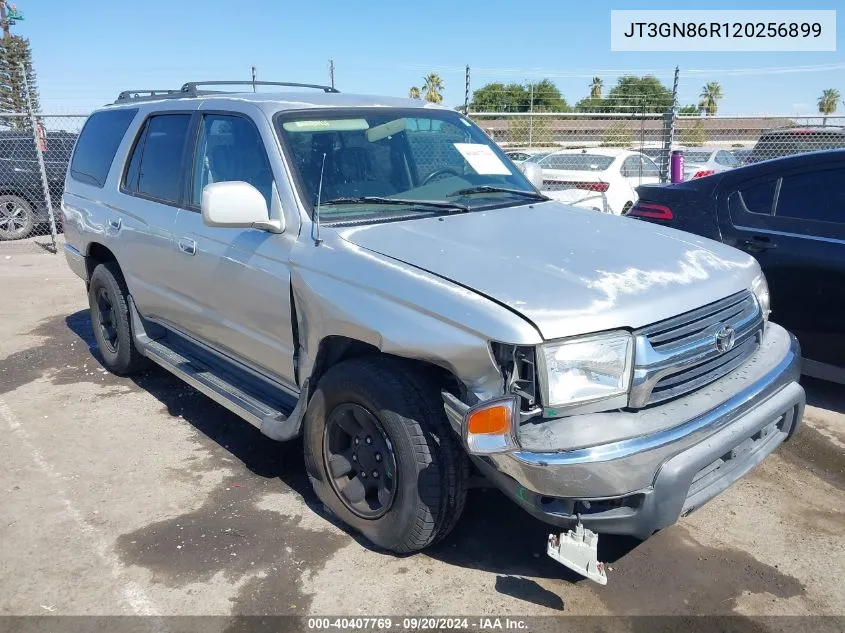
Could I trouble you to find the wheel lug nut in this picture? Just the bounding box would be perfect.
[375,453,381,462]
[354,437,360,445]
[366,436,372,445]
[361,472,367,479]
[372,470,378,478]
[352,455,357,461]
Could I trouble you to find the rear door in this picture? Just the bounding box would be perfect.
[719,159,845,367]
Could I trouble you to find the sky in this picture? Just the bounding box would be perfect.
[15,0,845,116]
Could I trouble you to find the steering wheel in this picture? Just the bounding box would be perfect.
[422,167,462,186]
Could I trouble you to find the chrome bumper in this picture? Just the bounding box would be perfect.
[446,323,804,538]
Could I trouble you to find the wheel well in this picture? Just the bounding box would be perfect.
[307,335,462,401]
[86,242,118,281]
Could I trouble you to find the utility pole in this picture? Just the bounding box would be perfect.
[329,59,335,90]
[251,65,257,92]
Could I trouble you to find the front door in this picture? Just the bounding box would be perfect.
[171,111,297,387]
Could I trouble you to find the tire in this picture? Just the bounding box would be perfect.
[304,357,469,553]
[0,195,35,241]
[88,262,151,376]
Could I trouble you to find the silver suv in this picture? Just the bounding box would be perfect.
[61,81,804,570]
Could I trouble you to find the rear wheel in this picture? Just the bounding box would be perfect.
[0,195,34,240]
[304,357,468,553]
[88,262,151,376]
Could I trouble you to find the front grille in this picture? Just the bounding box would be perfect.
[631,291,764,407]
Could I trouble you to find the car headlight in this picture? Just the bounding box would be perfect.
[751,272,771,327]
[539,331,634,412]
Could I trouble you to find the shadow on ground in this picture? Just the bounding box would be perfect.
[54,309,808,613]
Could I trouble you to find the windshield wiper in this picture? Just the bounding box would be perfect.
[321,196,469,213]
[447,186,549,201]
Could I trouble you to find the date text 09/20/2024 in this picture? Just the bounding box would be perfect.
[306,617,530,630]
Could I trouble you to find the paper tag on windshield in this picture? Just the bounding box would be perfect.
[453,143,512,175]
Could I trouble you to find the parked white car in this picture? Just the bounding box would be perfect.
[535,148,660,214]
[681,147,741,180]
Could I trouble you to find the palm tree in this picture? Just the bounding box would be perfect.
[699,82,724,116]
[589,77,603,99]
[408,86,421,99]
[421,73,444,104]
[817,88,840,124]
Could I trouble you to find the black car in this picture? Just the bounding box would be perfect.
[0,130,76,240]
[628,149,845,381]
[748,126,845,164]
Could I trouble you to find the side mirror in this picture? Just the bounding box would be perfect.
[201,181,283,233]
[519,162,544,190]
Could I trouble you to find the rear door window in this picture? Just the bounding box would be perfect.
[70,108,138,187]
[124,113,191,204]
[775,169,845,224]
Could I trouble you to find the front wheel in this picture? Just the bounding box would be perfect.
[304,357,468,553]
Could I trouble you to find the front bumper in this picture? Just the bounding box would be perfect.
[446,323,804,539]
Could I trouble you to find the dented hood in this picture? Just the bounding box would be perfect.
[337,202,759,341]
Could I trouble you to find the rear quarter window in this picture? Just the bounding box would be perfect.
[70,108,138,188]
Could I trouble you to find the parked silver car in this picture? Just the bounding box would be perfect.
[61,81,804,577]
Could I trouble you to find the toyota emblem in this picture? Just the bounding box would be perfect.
[714,325,736,353]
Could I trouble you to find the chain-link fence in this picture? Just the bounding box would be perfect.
[0,113,86,250]
[469,110,845,211]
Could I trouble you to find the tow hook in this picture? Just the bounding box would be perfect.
[547,521,608,585]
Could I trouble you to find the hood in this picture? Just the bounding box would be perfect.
[337,202,759,341]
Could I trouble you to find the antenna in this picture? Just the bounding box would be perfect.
[312,152,327,245]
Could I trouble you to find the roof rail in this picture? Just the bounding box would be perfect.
[180,80,340,95]
[116,89,185,103]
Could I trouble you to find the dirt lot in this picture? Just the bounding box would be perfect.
[1,241,844,619]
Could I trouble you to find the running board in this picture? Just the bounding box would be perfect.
[128,298,301,440]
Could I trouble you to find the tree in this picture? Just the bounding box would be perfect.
[699,82,723,116]
[817,88,840,123]
[408,86,421,99]
[469,79,569,113]
[0,35,40,130]
[589,77,603,99]
[678,104,701,116]
[527,79,570,112]
[421,73,444,104]
[603,75,673,114]
[574,96,604,113]
[679,120,707,146]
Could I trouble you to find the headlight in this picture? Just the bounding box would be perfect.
[751,273,771,327]
[539,331,633,411]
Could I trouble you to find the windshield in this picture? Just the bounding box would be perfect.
[275,109,536,222]
[539,154,614,171]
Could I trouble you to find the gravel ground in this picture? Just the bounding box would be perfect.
[1,242,843,621]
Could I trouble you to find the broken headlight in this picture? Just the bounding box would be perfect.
[538,331,633,413]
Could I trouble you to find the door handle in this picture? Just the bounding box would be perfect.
[107,217,122,231]
[740,236,776,252]
[177,237,196,256]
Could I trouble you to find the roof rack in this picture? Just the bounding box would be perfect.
[114,80,340,104]
[116,89,185,103]
[180,81,340,94]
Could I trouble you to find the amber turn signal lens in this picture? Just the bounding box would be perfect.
[466,404,511,436]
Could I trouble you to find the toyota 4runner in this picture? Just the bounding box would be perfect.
[61,81,804,578]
